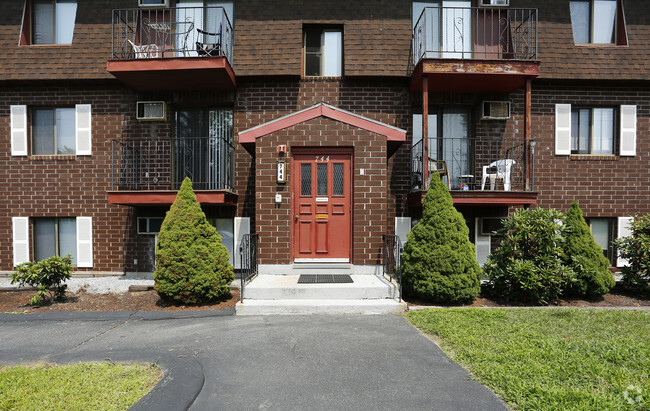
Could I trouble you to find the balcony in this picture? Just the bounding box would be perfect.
[108,137,236,206]
[107,7,235,91]
[408,137,537,207]
[411,6,540,93]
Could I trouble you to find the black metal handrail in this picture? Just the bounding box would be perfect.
[382,234,402,302]
[413,6,538,65]
[410,137,535,192]
[112,6,234,65]
[111,136,235,191]
[239,233,259,302]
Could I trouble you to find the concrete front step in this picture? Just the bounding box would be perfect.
[242,274,398,300]
[235,299,407,315]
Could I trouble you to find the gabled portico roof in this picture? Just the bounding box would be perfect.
[238,103,406,155]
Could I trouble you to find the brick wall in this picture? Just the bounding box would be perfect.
[253,117,387,266]
[508,83,650,218]
[233,78,412,245]
[0,85,140,273]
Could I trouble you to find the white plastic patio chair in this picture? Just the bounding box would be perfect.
[128,40,160,59]
[481,159,516,191]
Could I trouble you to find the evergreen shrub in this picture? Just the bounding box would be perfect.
[614,213,650,292]
[11,255,72,306]
[563,201,615,298]
[483,208,575,305]
[154,178,234,304]
[401,173,481,304]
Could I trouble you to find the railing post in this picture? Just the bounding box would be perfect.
[422,76,429,188]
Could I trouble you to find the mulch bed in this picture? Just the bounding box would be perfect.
[0,288,240,314]
[1,285,647,314]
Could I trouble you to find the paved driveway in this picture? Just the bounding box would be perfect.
[0,312,507,410]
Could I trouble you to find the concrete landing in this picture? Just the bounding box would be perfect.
[236,274,406,315]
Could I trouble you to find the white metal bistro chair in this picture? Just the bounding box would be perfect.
[481,159,516,191]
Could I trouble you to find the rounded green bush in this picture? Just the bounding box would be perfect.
[563,201,615,298]
[154,178,234,304]
[483,208,575,305]
[401,173,481,304]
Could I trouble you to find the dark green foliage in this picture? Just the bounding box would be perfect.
[154,178,234,304]
[614,214,650,292]
[483,208,575,305]
[563,202,615,298]
[11,255,72,306]
[401,173,481,304]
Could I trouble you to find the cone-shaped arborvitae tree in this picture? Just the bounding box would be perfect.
[401,173,481,304]
[154,177,234,304]
[564,201,615,298]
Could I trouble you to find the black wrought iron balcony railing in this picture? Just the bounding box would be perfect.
[111,6,233,65]
[413,6,538,65]
[410,137,535,192]
[111,137,235,192]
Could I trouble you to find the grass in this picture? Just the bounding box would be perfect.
[407,308,650,410]
[0,362,161,410]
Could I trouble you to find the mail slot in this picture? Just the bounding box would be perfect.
[316,214,328,219]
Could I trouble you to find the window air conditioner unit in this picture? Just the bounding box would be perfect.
[479,0,509,7]
[138,0,170,8]
[482,101,510,120]
[136,101,166,121]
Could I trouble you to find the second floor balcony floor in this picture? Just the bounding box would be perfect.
[411,5,540,93]
[107,6,236,92]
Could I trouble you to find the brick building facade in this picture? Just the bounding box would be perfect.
[1,0,648,280]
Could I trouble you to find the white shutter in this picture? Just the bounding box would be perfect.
[616,217,633,267]
[475,218,491,266]
[620,105,636,156]
[233,217,250,270]
[12,217,30,267]
[555,104,572,155]
[76,217,93,267]
[394,217,412,249]
[75,104,92,155]
[10,105,28,156]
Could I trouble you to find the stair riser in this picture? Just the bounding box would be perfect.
[235,301,407,315]
[243,286,397,300]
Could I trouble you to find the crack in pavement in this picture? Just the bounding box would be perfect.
[61,311,136,354]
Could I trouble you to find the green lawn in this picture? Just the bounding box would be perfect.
[0,362,161,411]
[407,308,649,410]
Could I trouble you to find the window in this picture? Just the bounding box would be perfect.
[586,218,615,265]
[33,218,77,264]
[11,104,91,156]
[555,104,636,156]
[571,108,614,155]
[138,217,164,234]
[304,28,342,77]
[31,108,75,155]
[31,0,78,45]
[570,0,626,45]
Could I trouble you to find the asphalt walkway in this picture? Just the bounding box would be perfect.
[0,311,507,410]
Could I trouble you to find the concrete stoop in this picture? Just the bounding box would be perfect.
[235,274,407,315]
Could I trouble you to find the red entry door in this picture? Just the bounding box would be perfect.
[293,153,352,262]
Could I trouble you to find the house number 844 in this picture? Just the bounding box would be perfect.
[315,156,330,162]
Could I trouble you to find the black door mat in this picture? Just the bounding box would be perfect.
[297,274,354,284]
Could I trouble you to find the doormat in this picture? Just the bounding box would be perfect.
[297,274,353,284]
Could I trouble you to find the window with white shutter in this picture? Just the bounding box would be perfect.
[10,105,28,156]
[76,217,93,268]
[620,105,636,156]
[616,217,633,267]
[555,104,572,155]
[75,104,92,155]
[12,217,30,267]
